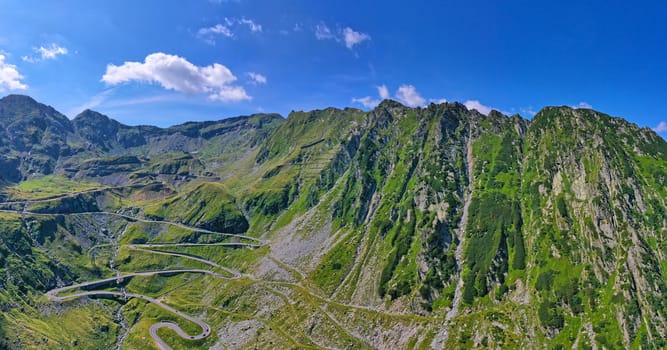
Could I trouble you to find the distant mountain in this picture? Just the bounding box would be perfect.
[0,94,665,349]
[0,95,73,180]
[0,94,284,183]
[72,109,137,151]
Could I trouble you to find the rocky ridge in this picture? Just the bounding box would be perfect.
[0,94,665,349]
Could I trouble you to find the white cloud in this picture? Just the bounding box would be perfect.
[247,72,267,85]
[0,54,27,91]
[210,86,251,102]
[101,52,250,102]
[197,18,262,44]
[353,84,502,113]
[315,23,370,50]
[315,23,334,40]
[377,85,389,99]
[653,121,667,133]
[464,100,492,115]
[352,96,380,108]
[38,44,68,59]
[574,101,592,109]
[209,0,243,4]
[520,107,537,116]
[354,84,426,108]
[199,24,234,38]
[395,84,425,107]
[22,43,68,62]
[352,84,387,109]
[197,24,234,44]
[68,89,114,116]
[343,27,370,49]
[239,18,262,32]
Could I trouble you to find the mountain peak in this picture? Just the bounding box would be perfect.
[0,94,72,131]
[73,109,118,125]
[0,94,52,116]
[1,94,667,349]
[0,94,39,105]
[377,99,407,109]
[0,94,67,118]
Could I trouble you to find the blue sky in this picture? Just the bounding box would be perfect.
[0,0,666,134]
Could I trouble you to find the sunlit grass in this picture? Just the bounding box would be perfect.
[4,175,103,200]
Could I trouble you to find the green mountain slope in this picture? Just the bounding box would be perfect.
[0,95,74,181]
[0,94,665,349]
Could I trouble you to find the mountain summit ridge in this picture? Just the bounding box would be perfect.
[0,94,665,349]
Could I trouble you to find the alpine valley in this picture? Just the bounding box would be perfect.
[0,93,666,349]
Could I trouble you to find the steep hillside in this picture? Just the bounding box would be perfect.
[0,95,665,349]
[0,95,74,180]
[0,211,125,349]
[0,94,283,183]
[512,107,667,348]
[71,109,283,162]
[143,182,248,234]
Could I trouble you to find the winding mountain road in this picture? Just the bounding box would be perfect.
[0,200,263,350]
[49,289,213,346]
[127,243,253,279]
[0,183,146,206]
[0,184,262,243]
[104,212,262,243]
[1,196,420,349]
[46,269,228,301]
[43,237,260,349]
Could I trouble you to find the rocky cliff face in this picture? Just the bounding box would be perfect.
[0,95,665,349]
[0,95,73,179]
[261,101,667,348]
[0,95,284,183]
[513,107,667,348]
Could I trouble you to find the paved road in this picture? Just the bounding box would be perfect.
[50,289,212,350]
[39,222,263,348]
[103,212,262,243]
[0,208,263,243]
[0,197,265,349]
[46,265,227,348]
[0,184,144,205]
[127,244,249,279]
[46,269,227,301]
[130,242,262,249]
[42,232,267,348]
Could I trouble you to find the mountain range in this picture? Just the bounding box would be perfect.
[0,94,665,349]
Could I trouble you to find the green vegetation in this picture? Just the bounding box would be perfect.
[463,116,524,303]
[311,230,361,294]
[144,182,248,233]
[1,95,667,349]
[3,175,102,200]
